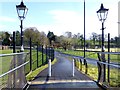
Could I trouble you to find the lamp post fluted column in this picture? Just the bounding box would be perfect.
[102,22,104,52]
[101,22,106,82]
[20,20,24,51]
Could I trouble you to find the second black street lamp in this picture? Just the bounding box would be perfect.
[97,3,109,82]
[97,3,109,52]
[16,0,28,52]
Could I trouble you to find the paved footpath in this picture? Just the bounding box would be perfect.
[28,52,102,90]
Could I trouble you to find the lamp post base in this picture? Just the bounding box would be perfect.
[20,45,24,52]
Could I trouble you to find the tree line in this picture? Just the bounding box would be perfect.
[0,27,120,50]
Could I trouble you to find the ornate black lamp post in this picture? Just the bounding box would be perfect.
[97,3,109,82]
[16,0,28,52]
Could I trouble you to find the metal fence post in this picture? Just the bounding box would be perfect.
[79,59,82,71]
[53,48,54,61]
[37,43,39,67]
[13,31,16,53]
[42,45,44,65]
[30,38,32,71]
[46,46,47,64]
[12,31,16,87]
[48,47,50,59]
[52,48,54,61]
[85,59,88,74]
[108,33,110,83]
[51,48,53,61]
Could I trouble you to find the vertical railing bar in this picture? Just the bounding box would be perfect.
[37,43,39,68]
[79,59,82,71]
[85,59,88,74]
[108,33,110,83]
[13,31,16,88]
[48,47,50,60]
[13,31,16,53]
[46,46,48,64]
[42,45,44,65]
[30,38,32,71]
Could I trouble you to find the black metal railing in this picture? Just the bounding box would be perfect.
[0,46,55,89]
[1,33,55,89]
[73,51,120,89]
[26,38,55,71]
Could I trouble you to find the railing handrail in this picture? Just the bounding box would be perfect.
[76,56,120,68]
[57,51,120,68]
[75,50,120,54]
[96,52,120,55]
[0,61,29,78]
[96,60,120,68]
[84,57,120,68]
[0,52,29,57]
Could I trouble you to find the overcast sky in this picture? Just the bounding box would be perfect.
[0,0,119,38]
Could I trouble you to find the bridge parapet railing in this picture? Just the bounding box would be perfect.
[0,52,30,89]
[73,51,120,89]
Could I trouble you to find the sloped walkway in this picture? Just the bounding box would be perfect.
[28,52,102,90]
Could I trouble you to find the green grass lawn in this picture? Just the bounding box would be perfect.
[0,49,13,75]
[0,49,29,74]
[0,49,12,54]
[0,50,40,71]
[0,49,47,74]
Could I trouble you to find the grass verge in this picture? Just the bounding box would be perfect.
[26,58,57,81]
[0,49,12,54]
[75,60,120,87]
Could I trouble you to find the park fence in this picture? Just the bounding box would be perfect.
[0,37,55,89]
[0,52,29,89]
[73,50,120,89]
[28,38,54,71]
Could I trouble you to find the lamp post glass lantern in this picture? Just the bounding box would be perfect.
[97,3,109,82]
[97,3,109,52]
[97,4,109,23]
[16,0,28,52]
